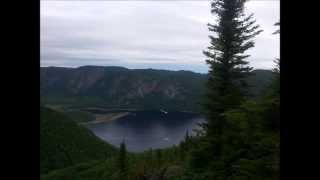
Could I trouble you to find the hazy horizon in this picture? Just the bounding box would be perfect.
[41,1,279,74]
[40,64,273,74]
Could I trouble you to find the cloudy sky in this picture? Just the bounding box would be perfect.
[41,0,279,73]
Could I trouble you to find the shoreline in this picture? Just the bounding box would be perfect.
[80,112,131,125]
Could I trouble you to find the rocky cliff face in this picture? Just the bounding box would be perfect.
[41,66,206,111]
[40,66,272,111]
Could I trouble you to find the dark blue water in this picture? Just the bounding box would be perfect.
[86,110,205,152]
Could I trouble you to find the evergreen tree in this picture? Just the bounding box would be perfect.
[156,149,162,167]
[189,0,262,178]
[218,21,280,179]
[272,21,280,35]
[183,130,191,154]
[117,141,128,179]
[203,0,262,139]
[185,129,190,143]
[263,21,280,131]
[270,21,280,98]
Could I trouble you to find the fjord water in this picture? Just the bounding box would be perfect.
[86,110,205,152]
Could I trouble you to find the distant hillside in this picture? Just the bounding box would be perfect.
[40,107,117,174]
[41,66,272,111]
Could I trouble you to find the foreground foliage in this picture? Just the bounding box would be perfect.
[40,107,117,174]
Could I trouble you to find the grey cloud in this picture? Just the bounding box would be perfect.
[41,1,279,73]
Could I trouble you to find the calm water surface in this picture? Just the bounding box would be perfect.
[86,110,205,152]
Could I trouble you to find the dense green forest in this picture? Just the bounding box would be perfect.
[40,107,117,175]
[40,0,279,179]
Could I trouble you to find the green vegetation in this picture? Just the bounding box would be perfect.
[184,0,279,179]
[41,143,188,180]
[40,107,117,175]
[64,110,95,123]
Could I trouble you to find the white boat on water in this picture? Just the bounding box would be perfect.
[160,109,168,114]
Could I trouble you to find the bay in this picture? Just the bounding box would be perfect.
[86,110,205,152]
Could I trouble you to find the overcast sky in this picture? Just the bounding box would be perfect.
[41,1,279,73]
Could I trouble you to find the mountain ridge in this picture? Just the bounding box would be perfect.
[41,66,272,111]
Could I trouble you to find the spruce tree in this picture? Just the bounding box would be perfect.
[203,0,262,151]
[267,21,280,99]
[272,21,280,35]
[184,130,191,153]
[188,0,262,178]
[264,21,280,130]
[273,21,280,93]
[156,149,162,167]
[117,141,128,179]
[272,20,280,90]
[184,130,190,144]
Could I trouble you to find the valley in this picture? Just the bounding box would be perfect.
[39,0,280,178]
[40,66,278,180]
